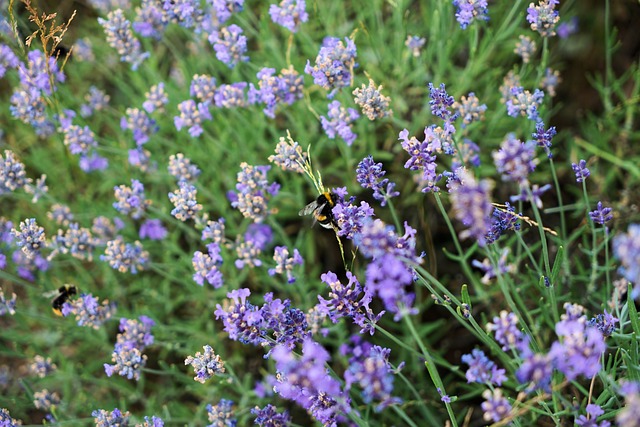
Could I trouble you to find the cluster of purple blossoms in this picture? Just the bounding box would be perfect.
[168,153,201,183]
[271,338,348,425]
[352,79,392,121]
[72,38,95,62]
[11,248,50,282]
[190,74,217,104]
[320,100,360,146]
[448,168,494,247]
[405,35,426,57]
[515,35,537,63]
[481,389,511,423]
[92,216,123,245]
[11,218,46,259]
[356,156,399,206]
[206,399,237,427]
[454,92,487,128]
[572,159,590,183]
[305,36,358,98]
[576,404,610,427]
[587,310,618,337]
[113,179,151,219]
[0,150,30,195]
[268,246,303,283]
[138,415,165,427]
[472,248,516,284]
[452,0,489,29]
[398,128,441,192]
[174,99,212,137]
[541,67,561,97]
[80,86,110,118]
[527,0,560,37]
[193,243,224,288]
[0,408,21,427]
[613,224,640,297]
[143,82,169,114]
[248,67,304,118]
[499,70,522,102]
[251,404,291,426]
[202,218,226,243]
[229,163,280,223]
[505,86,545,121]
[486,310,526,351]
[62,293,116,329]
[210,25,249,68]
[162,0,204,29]
[234,224,272,269]
[268,133,307,174]
[532,120,556,158]
[184,345,226,383]
[49,223,99,261]
[29,355,57,377]
[589,201,613,226]
[0,44,19,78]
[332,198,374,241]
[121,108,159,145]
[105,316,155,381]
[485,202,521,244]
[169,181,203,222]
[92,408,130,427]
[0,288,17,316]
[269,0,308,32]
[428,83,458,125]
[493,133,538,184]
[139,219,168,240]
[25,174,48,203]
[134,0,168,40]
[557,16,579,39]
[98,9,149,69]
[510,182,551,208]
[58,111,108,172]
[212,0,244,24]
[33,389,61,414]
[461,349,506,385]
[617,382,640,427]
[101,237,149,273]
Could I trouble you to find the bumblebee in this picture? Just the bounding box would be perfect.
[299,191,339,230]
[51,285,77,316]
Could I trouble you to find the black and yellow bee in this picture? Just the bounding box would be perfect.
[51,285,77,316]
[299,191,339,230]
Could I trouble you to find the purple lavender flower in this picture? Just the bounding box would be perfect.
[332,199,374,240]
[516,349,553,392]
[128,147,154,172]
[104,343,147,380]
[206,400,237,427]
[49,223,99,261]
[139,219,168,240]
[515,35,537,63]
[251,404,291,426]
[268,133,307,173]
[79,152,109,172]
[248,67,304,118]
[169,181,203,222]
[113,179,150,219]
[12,249,49,281]
[92,408,131,427]
[304,36,357,98]
[212,0,244,24]
[62,293,116,329]
[493,134,538,184]
[184,345,226,383]
[428,82,457,121]
[193,243,224,288]
[72,38,95,62]
[168,153,201,184]
[572,159,590,183]
[575,404,610,427]
[101,237,149,274]
[398,129,441,192]
[138,416,164,427]
[353,79,392,120]
[613,224,640,295]
[0,289,17,316]
[454,92,487,128]
[214,288,264,345]
[405,35,426,57]
[557,17,578,39]
[29,355,57,377]
[80,86,110,117]
[0,44,19,78]
[190,74,217,104]
[510,183,552,209]
[202,218,226,243]
[117,316,155,350]
[317,271,364,322]
[268,246,303,283]
[134,0,168,40]
[214,82,248,108]
[461,349,507,385]
[269,0,308,32]
[481,389,511,423]
[25,174,48,203]
[59,112,99,158]
[174,99,212,137]
[18,50,65,95]
[98,9,149,69]
[527,0,560,37]
[448,168,494,247]
[532,120,556,158]
[540,67,561,97]
[505,86,544,121]
[210,25,249,68]
[320,100,360,146]
[356,156,399,206]
[587,310,618,337]
[143,82,169,113]
[472,248,515,284]
[617,385,640,427]
[487,311,525,351]
[12,218,45,259]
[33,389,60,412]
[0,150,30,195]
[163,0,204,29]
[120,108,158,145]
[452,0,489,29]
[589,202,613,226]
[230,163,280,223]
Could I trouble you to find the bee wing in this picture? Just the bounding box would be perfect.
[42,289,60,298]
[299,200,319,216]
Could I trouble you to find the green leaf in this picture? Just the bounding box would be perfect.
[461,284,471,308]
[550,245,564,285]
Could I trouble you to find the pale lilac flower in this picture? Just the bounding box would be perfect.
[572,159,590,183]
[449,168,494,247]
[452,0,489,29]
[305,36,357,98]
[101,237,149,274]
[268,246,303,283]
[98,9,149,69]
[320,100,360,146]
[515,35,537,63]
[92,408,131,427]
[184,345,226,383]
[481,389,511,423]
[353,79,392,120]
[405,35,426,57]
[174,100,212,137]
[143,82,169,113]
[269,0,308,32]
[527,0,560,37]
[169,182,203,222]
[210,25,249,68]
[268,134,307,174]
[505,86,544,121]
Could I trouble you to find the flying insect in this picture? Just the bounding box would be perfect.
[51,285,77,316]
[299,191,339,230]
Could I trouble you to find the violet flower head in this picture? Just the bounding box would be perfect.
[92,408,131,427]
[25,174,48,203]
[353,79,392,121]
[516,351,553,392]
[428,82,457,121]
[269,133,307,174]
[0,44,19,78]
[527,0,560,37]
[541,67,561,97]
[162,0,204,29]
[48,203,74,227]
[121,108,158,145]
[317,271,364,323]
[139,219,168,240]
[572,159,590,183]
[532,120,556,158]
[452,0,489,29]
[505,86,545,121]
[29,355,57,377]
[117,315,155,350]
[168,153,201,183]
[230,163,279,223]
[515,35,537,63]
[214,82,248,108]
[80,86,110,118]
[98,9,149,70]
[62,293,116,329]
[493,133,538,184]
[575,404,610,427]
[557,17,578,39]
[12,218,45,259]
[587,310,618,337]
[398,128,440,193]
[174,99,212,138]
[486,310,525,351]
[60,119,99,158]
[0,409,20,426]
[214,288,265,345]
[481,389,511,423]
[202,218,226,243]
[143,82,169,113]
[332,199,374,240]
[190,75,217,104]
[268,246,303,283]
[206,399,237,427]
[134,0,168,40]
[356,156,399,206]
[305,36,358,98]
[210,25,249,68]
[0,150,30,195]
[251,404,291,427]
[33,389,60,412]
[113,179,151,220]
[192,243,224,288]
[169,181,203,222]
[72,38,95,62]
[320,100,360,146]
[101,237,149,274]
[449,168,494,247]
[589,201,613,226]
[461,349,506,385]
[184,345,226,383]
[212,0,244,24]
[248,67,304,118]
[471,248,515,284]
[49,223,99,261]
[613,224,640,296]
[405,35,426,57]
[104,343,147,380]
[269,0,308,32]
[138,416,164,427]
[0,289,17,316]
[454,92,487,128]
[18,50,65,95]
